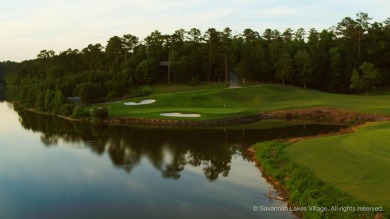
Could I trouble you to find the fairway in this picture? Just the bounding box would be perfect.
[103,84,390,119]
[285,121,390,208]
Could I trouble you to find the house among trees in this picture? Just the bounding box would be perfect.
[67,96,81,105]
[160,60,171,83]
[159,61,169,75]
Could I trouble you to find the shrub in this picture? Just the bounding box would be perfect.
[73,106,90,119]
[132,86,152,97]
[190,75,200,86]
[60,104,76,116]
[90,106,109,120]
[106,91,118,99]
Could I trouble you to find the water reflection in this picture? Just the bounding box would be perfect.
[15,107,344,181]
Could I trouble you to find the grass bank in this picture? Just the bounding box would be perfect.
[254,141,388,218]
[285,121,390,209]
[102,84,390,120]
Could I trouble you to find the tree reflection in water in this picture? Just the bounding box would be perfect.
[15,107,344,181]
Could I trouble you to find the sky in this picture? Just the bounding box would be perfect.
[1,0,389,62]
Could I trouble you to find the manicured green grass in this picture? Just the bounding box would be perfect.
[254,141,386,218]
[151,82,226,94]
[285,121,390,208]
[102,84,390,120]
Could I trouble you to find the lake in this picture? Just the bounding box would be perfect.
[0,102,344,219]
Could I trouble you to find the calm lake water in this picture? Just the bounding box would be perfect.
[0,101,344,219]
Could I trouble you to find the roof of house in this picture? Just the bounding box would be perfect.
[160,61,169,66]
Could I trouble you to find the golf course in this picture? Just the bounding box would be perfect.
[2,5,389,217]
[103,83,390,216]
[286,121,390,208]
[103,83,390,120]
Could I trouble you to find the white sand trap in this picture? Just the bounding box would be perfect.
[123,99,156,105]
[160,113,201,117]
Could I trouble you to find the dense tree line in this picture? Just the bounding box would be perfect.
[2,12,389,115]
[0,61,16,85]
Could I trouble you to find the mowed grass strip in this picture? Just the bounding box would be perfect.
[285,121,390,208]
[103,84,390,119]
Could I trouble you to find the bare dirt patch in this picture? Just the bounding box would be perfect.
[261,107,390,125]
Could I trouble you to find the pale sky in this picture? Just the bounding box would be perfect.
[1,0,389,62]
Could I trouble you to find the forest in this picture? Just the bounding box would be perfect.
[1,12,389,117]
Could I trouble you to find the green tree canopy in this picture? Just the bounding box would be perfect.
[294,49,313,89]
[350,62,381,95]
[275,52,294,86]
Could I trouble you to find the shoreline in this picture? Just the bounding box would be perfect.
[248,128,388,219]
[104,107,390,128]
[15,103,390,128]
[246,125,356,218]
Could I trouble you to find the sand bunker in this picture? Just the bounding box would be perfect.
[160,113,201,118]
[123,99,156,105]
